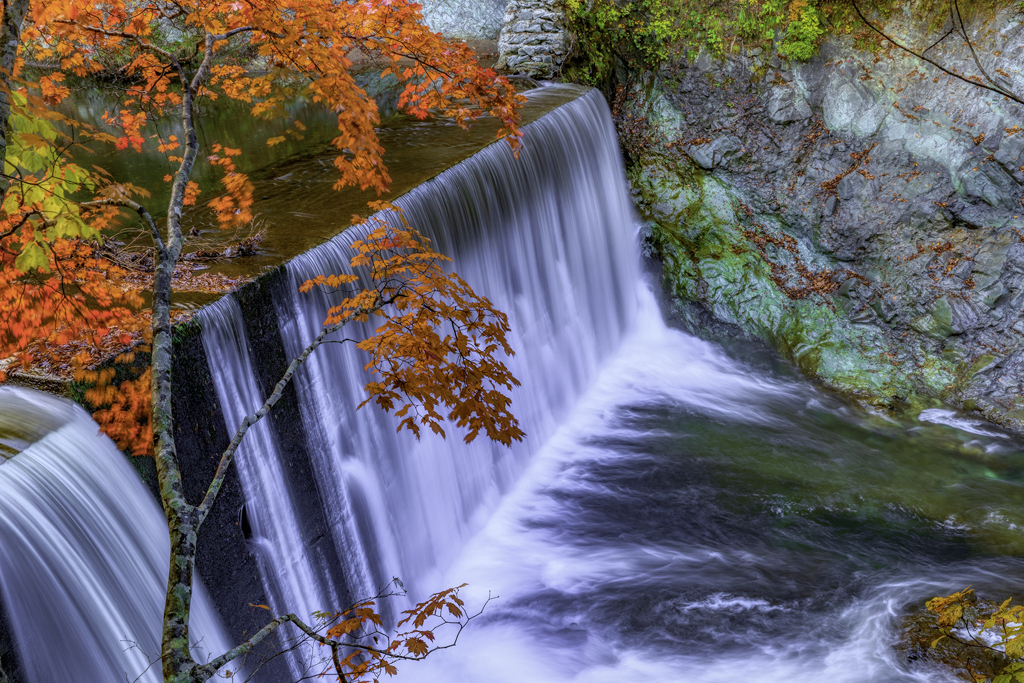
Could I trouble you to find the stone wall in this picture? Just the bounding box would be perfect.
[0,592,21,683]
[420,0,505,40]
[497,0,569,76]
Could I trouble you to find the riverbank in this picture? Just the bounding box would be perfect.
[605,5,1024,434]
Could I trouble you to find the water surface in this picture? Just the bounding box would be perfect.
[394,286,1024,683]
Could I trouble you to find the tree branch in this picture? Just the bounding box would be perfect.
[54,21,178,62]
[195,585,492,682]
[194,299,380,527]
[849,0,1024,107]
[951,0,1009,96]
[190,27,256,94]
[79,197,165,257]
[0,0,31,202]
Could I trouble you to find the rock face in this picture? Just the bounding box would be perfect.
[497,0,569,76]
[630,8,1024,431]
[0,594,20,683]
[419,0,505,40]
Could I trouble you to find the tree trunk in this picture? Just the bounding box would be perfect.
[0,0,32,201]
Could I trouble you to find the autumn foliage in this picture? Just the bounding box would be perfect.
[0,0,523,680]
[922,587,1024,683]
[278,581,489,681]
[302,203,524,447]
[0,0,524,453]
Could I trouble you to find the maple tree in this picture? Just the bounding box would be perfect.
[0,0,525,681]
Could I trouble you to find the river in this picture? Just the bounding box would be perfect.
[395,282,1024,683]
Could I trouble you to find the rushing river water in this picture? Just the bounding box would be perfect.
[0,390,231,682]
[3,86,1024,683]
[390,282,1024,683]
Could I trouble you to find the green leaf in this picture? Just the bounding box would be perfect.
[15,241,50,272]
[23,184,45,206]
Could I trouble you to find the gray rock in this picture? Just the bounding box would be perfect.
[948,296,981,334]
[959,159,1018,210]
[421,0,505,39]
[1005,242,1024,274]
[690,136,743,170]
[824,195,838,216]
[982,282,1006,309]
[995,134,1024,175]
[767,86,812,123]
[637,5,1024,435]
[837,173,866,201]
[822,81,887,137]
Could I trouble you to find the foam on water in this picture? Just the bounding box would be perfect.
[196,87,639,672]
[390,289,993,683]
[919,408,1008,438]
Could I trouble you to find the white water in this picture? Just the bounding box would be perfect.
[196,87,638,671]
[0,388,231,683]
[390,289,980,683]
[192,86,1024,682]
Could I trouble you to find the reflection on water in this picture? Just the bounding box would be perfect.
[63,80,586,305]
[394,285,1024,683]
[179,85,586,284]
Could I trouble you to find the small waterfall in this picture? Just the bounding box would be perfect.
[0,387,231,683]
[196,86,639,655]
[200,297,344,638]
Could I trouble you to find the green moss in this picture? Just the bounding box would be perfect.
[637,154,962,411]
[563,0,1020,86]
[777,0,824,61]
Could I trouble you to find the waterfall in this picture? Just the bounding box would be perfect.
[0,387,231,683]
[196,86,639,664]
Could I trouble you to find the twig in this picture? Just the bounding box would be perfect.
[849,0,1024,107]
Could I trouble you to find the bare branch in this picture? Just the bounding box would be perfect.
[53,21,177,62]
[951,0,1008,95]
[79,197,165,257]
[922,26,956,56]
[849,0,1024,107]
[194,300,380,526]
[197,584,492,682]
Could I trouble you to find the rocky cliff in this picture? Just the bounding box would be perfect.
[623,6,1024,431]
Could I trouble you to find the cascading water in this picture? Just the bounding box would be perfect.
[195,87,639,671]
[0,387,231,683]
[390,291,1024,682]
[194,83,1024,683]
